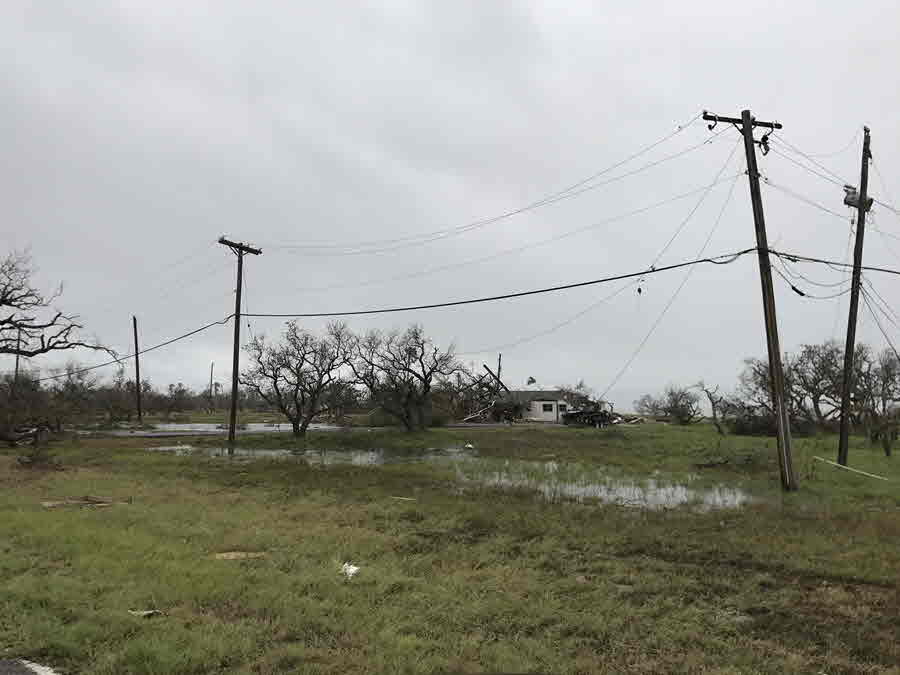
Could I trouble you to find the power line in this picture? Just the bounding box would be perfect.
[769,249,900,277]
[33,315,235,383]
[650,140,742,268]
[599,166,743,400]
[770,134,851,186]
[772,263,850,300]
[871,158,900,218]
[458,142,741,356]
[831,226,855,339]
[273,173,743,297]
[862,276,900,331]
[457,280,639,356]
[768,146,845,187]
[802,129,862,158]
[775,254,849,288]
[267,122,728,257]
[761,177,848,220]
[245,248,756,319]
[861,286,900,364]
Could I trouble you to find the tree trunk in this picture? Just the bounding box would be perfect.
[291,420,302,436]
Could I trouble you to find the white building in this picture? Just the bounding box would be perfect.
[509,390,572,423]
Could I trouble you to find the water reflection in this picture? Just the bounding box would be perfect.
[145,446,752,510]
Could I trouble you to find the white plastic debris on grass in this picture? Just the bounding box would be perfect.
[464,443,474,449]
[20,661,64,675]
[341,562,360,580]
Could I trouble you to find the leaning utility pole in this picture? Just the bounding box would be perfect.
[132,316,143,424]
[218,236,262,446]
[837,127,873,466]
[703,110,797,491]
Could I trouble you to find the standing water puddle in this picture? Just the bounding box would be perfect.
[146,446,752,510]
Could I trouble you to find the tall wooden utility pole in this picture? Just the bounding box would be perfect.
[703,110,797,491]
[132,316,143,424]
[218,236,262,446]
[837,127,873,466]
[12,328,21,398]
[208,361,215,411]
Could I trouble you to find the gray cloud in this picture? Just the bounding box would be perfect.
[3,0,899,407]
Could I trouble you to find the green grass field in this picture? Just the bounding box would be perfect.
[1,424,898,674]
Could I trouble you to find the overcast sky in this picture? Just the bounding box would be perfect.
[3,1,900,408]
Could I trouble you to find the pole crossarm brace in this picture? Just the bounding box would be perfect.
[702,111,782,130]
[218,237,262,256]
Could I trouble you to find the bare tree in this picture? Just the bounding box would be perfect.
[856,347,900,457]
[634,393,666,417]
[791,342,844,425]
[351,324,459,431]
[696,381,726,435]
[241,321,353,436]
[1,252,108,359]
[635,385,702,425]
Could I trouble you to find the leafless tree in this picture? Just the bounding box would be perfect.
[1,251,109,359]
[696,381,726,435]
[635,385,702,425]
[351,324,459,431]
[855,347,900,456]
[241,321,353,436]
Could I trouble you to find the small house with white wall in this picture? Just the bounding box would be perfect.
[509,390,572,423]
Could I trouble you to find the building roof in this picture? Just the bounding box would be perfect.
[506,390,568,403]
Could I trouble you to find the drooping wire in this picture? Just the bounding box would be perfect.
[772,263,850,300]
[650,139,742,268]
[456,280,639,356]
[862,276,900,332]
[768,249,900,277]
[803,129,862,158]
[761,177,848,220]
[598,158,744,400]
[266,120,727,257]
[459,140,742,356]
[871,158,900,219]
[768,146,845,187]
[33,315,235,383]
[269,172,742,297]
[861,286,900,364]
[769,134,852,186]
[245,248,757,319]
[831,226,855,339]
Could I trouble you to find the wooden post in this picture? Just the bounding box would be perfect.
[218,237,261,447]
[703,109,797,491]
[838,127,872,465]
[133,316,142,424]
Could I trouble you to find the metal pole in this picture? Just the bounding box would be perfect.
[740,109,797,491]
[838,127,872,465]
[132,316,142,424]
[209,361,215,412]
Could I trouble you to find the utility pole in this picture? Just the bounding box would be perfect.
[132,316,143,424]
[497,353,502,388]
[12,328,21,399]
[209,361,215,412]
[837,127,873,466]
[218,236,262,446]
[703,109,797,491]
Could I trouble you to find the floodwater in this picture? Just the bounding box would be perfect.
[146,445,752,510]
[102,422,343,437]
